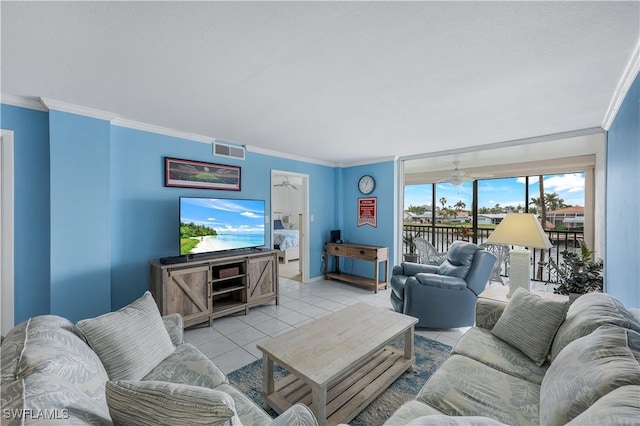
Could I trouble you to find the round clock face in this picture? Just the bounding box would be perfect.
[358,175,375,195]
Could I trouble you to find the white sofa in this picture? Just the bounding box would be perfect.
[385,291,640,425]
[1,292,317,425]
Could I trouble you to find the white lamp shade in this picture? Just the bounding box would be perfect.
[486,213,552,249]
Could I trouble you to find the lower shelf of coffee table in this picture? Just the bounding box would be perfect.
[263,346,412,426]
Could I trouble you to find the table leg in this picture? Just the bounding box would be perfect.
[323,251,328,279]
[311,384,327,426]
[374,260,379,293]
[262,354,274,409]
[383,259,389,289]
[404,326,415,372]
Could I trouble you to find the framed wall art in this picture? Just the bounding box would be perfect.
[165,157,241,191]
[357,197,377,227]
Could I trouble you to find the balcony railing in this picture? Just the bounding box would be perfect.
[402,223,584,283]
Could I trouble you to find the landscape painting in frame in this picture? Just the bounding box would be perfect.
[165,157,241,190]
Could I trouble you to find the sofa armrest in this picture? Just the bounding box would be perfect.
[413,273,467,290]
[475,298,507,330]
[162,313,184,346]
[269,403,318,426]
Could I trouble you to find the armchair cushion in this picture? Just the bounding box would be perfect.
[438,242,483,278]
[397,262,440,276]
[414,273,468,290]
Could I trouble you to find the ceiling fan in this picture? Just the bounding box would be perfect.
[436,161,494,186]
[273,176,297,190]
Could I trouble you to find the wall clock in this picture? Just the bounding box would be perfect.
[358,175,376,195]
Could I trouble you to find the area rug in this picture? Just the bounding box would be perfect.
[227,335,452,426]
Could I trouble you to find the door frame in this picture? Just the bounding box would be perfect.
[271,170,310,283]
[1,129,15,334]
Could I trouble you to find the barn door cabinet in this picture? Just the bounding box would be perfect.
[150,249,279,328]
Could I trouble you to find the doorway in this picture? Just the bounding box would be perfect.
[1,130,15,335]
[271,170,309,283]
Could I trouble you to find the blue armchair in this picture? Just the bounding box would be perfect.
[390,241,496,328]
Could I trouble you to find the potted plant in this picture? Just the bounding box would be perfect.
[545,243,603,303]
[454,225,472,241]
[403,235,419,263]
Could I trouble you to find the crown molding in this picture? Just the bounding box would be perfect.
[337,156,397,168]
[0,94,47,112]
[246,145,337,167]
[3,95,409,168]
[602,36,640,130]
[40,97,119,121]
[399,127,604,162]
[247,145,395,168]
[111,118,213,144]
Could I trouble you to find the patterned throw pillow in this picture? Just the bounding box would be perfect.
[76,291,175,381]
[491,288,569,366]
[550,291,640,361]
[106,380,239,426]
[540,326,640,425]
[406,415,508,425]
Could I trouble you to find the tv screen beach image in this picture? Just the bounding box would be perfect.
[180,198,265,255]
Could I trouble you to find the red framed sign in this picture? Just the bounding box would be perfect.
[358,197,377,227]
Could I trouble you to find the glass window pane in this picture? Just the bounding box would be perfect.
[476,177,526,243]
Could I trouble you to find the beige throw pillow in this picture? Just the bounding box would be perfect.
[491,288,569,366]
[106,380,239,426]
[76,291,174,380]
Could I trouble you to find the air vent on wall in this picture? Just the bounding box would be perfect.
[213,140,245,160]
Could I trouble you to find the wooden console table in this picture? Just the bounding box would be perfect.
[150,249,279,328]
[324,242,389,293]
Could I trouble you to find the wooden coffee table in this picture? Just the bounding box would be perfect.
[257,302,418,426]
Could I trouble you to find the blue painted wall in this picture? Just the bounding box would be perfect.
[1,104,51,323]
[5,77,639,322]
[49,111,112,321]
[606,73,640,308]
[337,161,397,280]
[109,126,337,310]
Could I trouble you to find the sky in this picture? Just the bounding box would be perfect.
[404,173,585,210]
[180,197,265,234]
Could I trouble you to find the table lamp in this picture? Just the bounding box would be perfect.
[485,213,553,297]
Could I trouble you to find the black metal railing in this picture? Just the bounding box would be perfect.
[402,224,584,283]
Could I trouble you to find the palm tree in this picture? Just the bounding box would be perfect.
[439,197,447,210]
[537,176,547,280]
[545,193,568,211]
[530,192,568,213]
[454,200,466,211]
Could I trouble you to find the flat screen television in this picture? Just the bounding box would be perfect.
[179,197,266,256]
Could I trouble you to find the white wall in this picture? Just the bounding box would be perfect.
[273,179,303,229]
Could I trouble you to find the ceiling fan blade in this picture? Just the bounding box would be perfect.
[468,173,495,178]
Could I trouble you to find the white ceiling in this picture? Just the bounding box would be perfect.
[404,130,605,183]
[1,1,638,166]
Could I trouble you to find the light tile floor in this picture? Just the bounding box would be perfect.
[184,277,478,374]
